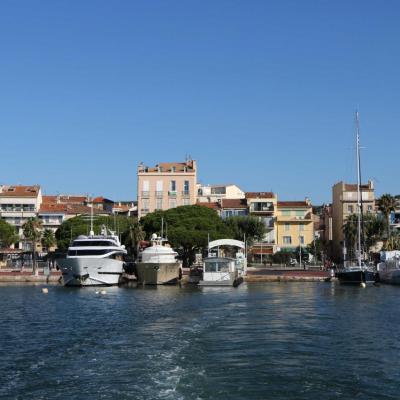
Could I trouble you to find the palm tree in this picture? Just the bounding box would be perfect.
[343,214,358,261]
[22,217,42,275]
[122,219,145,259]
[378,194,397,238]
[385,233,400,251]
[41,229,56,252]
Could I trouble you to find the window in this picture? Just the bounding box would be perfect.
[170,180,176,192]
[211,187,226,195]
[184,180,190,192]
[348,205,354,214]
[282,210,291,216]
[284,223,290,231]
[295,210,305,217]
[169,199,177,209]
[300,236,305,245]
[367,205,373,212]
[299,224,305,231]
[183,198,190,206]
[283,236,292,244]
[68,249,111,256]
[142,180,149,191]
[156,180,163,191]
[142,199,149,211]
[72,240,117,247]
[156,198,163,210]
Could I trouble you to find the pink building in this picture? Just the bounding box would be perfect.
[137,159,197,218]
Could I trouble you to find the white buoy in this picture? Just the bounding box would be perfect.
[42,288,49,294]
[360,282,366,288]
[100,290,107,295]
[95,291,100,294]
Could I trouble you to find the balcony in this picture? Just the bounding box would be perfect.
[155,191,163,198]
[181,191,190,198]
[168,191,177,197]
[141,191,150,198]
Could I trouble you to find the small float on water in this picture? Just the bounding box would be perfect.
[198,239,247,287]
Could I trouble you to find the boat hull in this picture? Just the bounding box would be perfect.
[378,269,400,285]
[135,262,181,285]
[337,270,376,285]
[57,258,124,286]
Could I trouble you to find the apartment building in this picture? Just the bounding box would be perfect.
[276,200,314,252]
[331,180,375,261]
[246,192,278,260]
[0,185,42,249]
[197,184,245,203]
[137,159,197,218]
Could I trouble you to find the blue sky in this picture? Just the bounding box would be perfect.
[1,0,399,204]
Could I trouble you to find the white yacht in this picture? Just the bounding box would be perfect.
[57,226,127,286]
[377,251,400,284]
[135,234,182,285]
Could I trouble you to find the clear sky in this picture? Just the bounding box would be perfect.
[1,0,399,204]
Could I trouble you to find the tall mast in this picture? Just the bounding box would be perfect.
[355,111,362,266]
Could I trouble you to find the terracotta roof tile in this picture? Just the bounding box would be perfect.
[0,185,40,197]
[39,204,67,213]
[196,201,221,210]
[220,199,247,209]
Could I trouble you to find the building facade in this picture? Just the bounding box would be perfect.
[276,200,314,252]
[137,160,197,218]
[197,184,245,203]
[0,185,42,249]
[331,181,375,261]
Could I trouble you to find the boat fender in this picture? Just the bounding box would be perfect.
[360,282,366,288]
[100,290,107,295]
[42,288,49,294]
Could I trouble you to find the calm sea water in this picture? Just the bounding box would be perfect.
[1,282,400,400]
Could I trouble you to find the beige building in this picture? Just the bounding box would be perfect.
[137,159,197,218]
[276,200,314,252]
[331,181,375,261]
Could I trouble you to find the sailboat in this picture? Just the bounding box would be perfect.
[336,112,377,285]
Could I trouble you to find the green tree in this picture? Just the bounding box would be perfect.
[55,215,133,252]
[385,233,400,251]
[41,229,56,251]
[378,194,397,237]
[140,205,232,267]
[223,216,266,246]
[343,213,386,261]
[121,218,145,259]
[306,238,322,262]
[0,219,19,248]
[22,217,42,275]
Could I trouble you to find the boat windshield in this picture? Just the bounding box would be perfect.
[68,249,118,256]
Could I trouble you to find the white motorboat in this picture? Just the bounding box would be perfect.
[135,234,182,285]
[377,251,400,284]
[57,226,127,286]
[199,239,247,287]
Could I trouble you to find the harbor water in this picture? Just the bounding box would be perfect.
[1,282,400,399]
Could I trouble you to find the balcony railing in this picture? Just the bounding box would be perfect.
[181,191,190,197]
[168,191,177,197]
[141,191,150,198]
[155,191,163,198]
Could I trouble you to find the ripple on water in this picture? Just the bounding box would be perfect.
[1,283,400,399]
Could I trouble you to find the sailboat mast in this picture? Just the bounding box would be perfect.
[355,111,362,266]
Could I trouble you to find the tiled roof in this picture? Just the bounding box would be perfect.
[43,195,88,204]
[39,204,67,214]
[220,199,247,209]
[278,201,310,208]
[197,202,220,210]
[245,192,275,199]
[92,196,113,204]
[0,185,40,197]
[66,205,108,215]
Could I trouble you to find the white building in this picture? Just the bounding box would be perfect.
[0,185,42,249]
[197,184,245,203]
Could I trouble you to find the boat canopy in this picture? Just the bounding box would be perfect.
[208,239,245,250]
